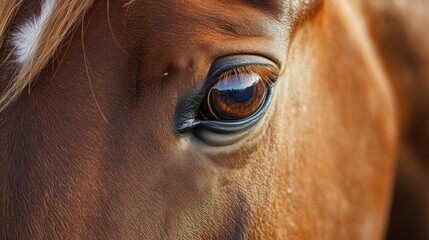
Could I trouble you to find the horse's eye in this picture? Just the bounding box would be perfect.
[200,71,268,120]
[173,55,279,144]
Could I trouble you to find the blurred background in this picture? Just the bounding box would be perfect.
[363,1,429,239]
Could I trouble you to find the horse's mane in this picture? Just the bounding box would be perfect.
[0,0,94,112]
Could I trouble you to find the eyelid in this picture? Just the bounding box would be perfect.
[216,64,279,87]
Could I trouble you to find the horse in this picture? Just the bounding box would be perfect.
[0,0,427,239]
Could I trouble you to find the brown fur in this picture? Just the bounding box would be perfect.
[0,0,23,49]
[361,0,429,239]
[0,0,93,112]
[0,0,427,239]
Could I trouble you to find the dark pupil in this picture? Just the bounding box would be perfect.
[225,85,254,103]
[204,72,266,120]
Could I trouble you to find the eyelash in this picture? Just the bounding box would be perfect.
[214,65,278,87]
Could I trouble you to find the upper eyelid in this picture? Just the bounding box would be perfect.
[208,55,278,77]
[216,65,279,86]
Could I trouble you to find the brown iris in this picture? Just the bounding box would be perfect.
[201,66,277,120]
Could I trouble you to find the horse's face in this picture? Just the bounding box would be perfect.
[2,0,398,239]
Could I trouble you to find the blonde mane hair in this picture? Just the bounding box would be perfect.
[0,0,94,112]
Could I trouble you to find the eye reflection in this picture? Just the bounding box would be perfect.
[201,71,268,120]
